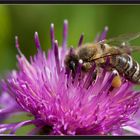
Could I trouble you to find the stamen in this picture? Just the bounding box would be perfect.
[99,26,108,41]
[15,36,22,56]
[77,61,83,74]
[78,33,84,47]
[15,36,19,49]
[121,42,126,46]
[94,33,100,43]
[10,120,35,134]
[73,61,82,86]
[50,23,55,49]
[69,46,75,56]
[99,70,117,95]
[54,40,60,74]
[65,47,75,76]
[34,32,41,49]
[123,126,140,135]
[62,20,68,50]
[83,63,96,89]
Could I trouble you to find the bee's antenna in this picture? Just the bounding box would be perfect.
[90,53,120,62]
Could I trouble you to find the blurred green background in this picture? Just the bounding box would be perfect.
[1,4,140,135]
[1,5,140,76]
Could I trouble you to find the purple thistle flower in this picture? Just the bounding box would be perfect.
[0,20,140,135]
[0,92,22,123]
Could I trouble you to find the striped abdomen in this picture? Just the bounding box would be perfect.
[108,54,140,84]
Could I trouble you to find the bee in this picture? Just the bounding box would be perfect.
[65,32,140,88]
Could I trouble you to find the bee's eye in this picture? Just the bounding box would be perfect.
[69,61,76,72]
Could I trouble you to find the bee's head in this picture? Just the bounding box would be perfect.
[64,47,94,74]
[64,48,79,73]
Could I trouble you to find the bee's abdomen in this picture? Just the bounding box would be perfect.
[109,54,140,84]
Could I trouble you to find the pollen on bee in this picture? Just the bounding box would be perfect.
[111,74,122,88]
[79,59,83,64]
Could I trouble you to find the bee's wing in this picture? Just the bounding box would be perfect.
[104,32,140,46]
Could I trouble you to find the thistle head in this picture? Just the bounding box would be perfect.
[0,20,140,136]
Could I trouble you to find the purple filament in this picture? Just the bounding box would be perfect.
[54,40,60,74]
[34,32,41,49]
[78,33,84,47]
[50,23,55,49]
[62,20,68,50]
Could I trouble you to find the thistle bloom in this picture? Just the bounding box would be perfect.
[0,20,140,135]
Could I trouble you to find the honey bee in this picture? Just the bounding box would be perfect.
[65,32,140,88]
